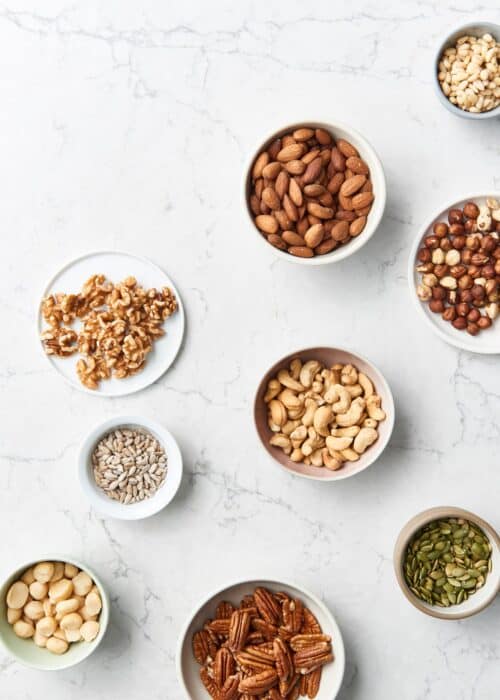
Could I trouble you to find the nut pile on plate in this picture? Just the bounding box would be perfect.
[248,126,374,258]
[265,359,386,470]
[416,199,500,335]
[40,274,178,389]
[192,586,334,699]
[5,561,102,655]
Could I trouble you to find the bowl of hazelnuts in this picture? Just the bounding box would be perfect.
[409,194,500,354]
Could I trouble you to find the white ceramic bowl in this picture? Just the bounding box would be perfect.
[176,578,345,699]
[394,507,500,620]
[433,22,500,120]
[78,415,183,520]
[0,556,109,670]
[408,192,500,354]
[243,120,386,265]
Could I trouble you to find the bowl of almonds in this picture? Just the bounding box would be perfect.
[254,347,395,481]
[78,415,183,520]
[176,578,345,700]
[244,121,386,264]
[0,557,109,670]
[394,507,500,619]
[409,193,500,353]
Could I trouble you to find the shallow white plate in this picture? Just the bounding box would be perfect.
[176,578,345,700]
[37,251,185,396]
[78,415,183,520]
[408,193,500,354]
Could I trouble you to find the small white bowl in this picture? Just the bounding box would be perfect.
[243,120,386,265]
[0,556,109,670]
[176,578,345,699]
[78,415,183,520]
[408,192,500,354]
[433,22,500,120]
[394,507,500,620]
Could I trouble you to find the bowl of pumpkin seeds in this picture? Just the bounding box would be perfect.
[394,506,500,619]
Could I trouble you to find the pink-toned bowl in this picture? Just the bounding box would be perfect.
[254,346,395,481]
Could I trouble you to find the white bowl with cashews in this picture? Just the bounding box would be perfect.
[0,556,109,670]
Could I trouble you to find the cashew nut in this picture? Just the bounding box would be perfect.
[326,435,353,453]
[301,398,317,427]
[331,426,360,438]
[282,419,301,436]
[278,388,302,410]
[290,358,302,380]
[269,399,287,427]
[290,425,307,444]
[341,448,360,462]
[287,405,306,420]
[341,364,358,386]
[313,405,334,437]
[358,372,374,397]
[302,427,324,456]
[322,448,343,471]
[277,369,304,392]
[290,448,304,462]
[330,365,342,384]
[299,360,321,389]
[269,434,291,454]
[353,427,378,454]
[310,448,324,467]
[363,418,378,429]
[311,379,323,393]
[264,379,281,403]
[345,383,363,398]
[268,418,281,433]
[366,395,386,421]
[336,397,366,427]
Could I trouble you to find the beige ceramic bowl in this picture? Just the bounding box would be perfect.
[394,506,500,620]
[254,346,395,481]
[243,120,386,265]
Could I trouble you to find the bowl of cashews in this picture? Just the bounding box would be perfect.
[254,346,395,481]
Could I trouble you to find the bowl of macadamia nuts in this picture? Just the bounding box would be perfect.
[254,347,395,481]
[0,557,109,670]
[410,194,500,354]
[244,121,386,264]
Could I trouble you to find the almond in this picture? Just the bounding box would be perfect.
[255,215,278,234]
[331,220,350,242]
[262,161,282,179]
[350,216,367,236]
[289,246,314,258]
[315,238,337,255]
[327,172,345,194]
[315,128,333,145]
[283,194,298,222]
[262,186,280,210]
[340,174,366,198]
[293,127,314,141]
[268,138,281,159]
[307,202,334,219]
[288,178,303,207]
[282,230,306,246]
[274,209,291,230]
[304,224,324,248]
[302,157,323,185]
[338,193,354,211]
[284,159,306,175]
[267,233,287,250]
[346,156,369,175]
[301,148,320,165]
[252,151,269,179]
[337,138,358,158]
[352,191,374,209]
[304,184,325,197]
[275,170,290,199]
[277,143,305,162]
[330,147,346,172]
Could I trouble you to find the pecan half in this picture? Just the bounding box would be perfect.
[254,587,282,626]
[193,629,217,665]
[235,645,275,672]
[200,667,220,700]
[214,648,235,689]
[282,598,304,634]
[300,608,322,634]
[216,601,236,620]
[219,674,240,700]
[289,634,331,651]
[273,638,293,683]
[279,672,300,698]
[304,667,322,699]
[229,609,251,651]
[238,669,278,696]
[293,643,333,674]
[207,619,231,638]
[251,618,278,641]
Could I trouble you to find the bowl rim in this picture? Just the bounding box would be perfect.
[393,506,500,620]
[253,345,395,481]
[407,190,500,354]
[78,414,183,520]
[241,119,387,266]
[432,21,500,120]
[0,554,110,670]
[175,576,346,699]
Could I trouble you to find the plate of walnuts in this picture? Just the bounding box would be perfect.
[37,250,185,396]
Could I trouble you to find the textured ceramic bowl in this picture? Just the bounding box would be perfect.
[243,120,386,265]
[394,506,500,620]
[408,192,500,354]
[0,556,109,670]
[254,347,395,481]
[78,415,183,520]
[433,22,500,119]
[176,578,345,700]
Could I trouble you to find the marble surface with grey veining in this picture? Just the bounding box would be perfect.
[0,1,499,698]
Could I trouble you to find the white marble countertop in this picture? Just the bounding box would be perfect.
[0,2,499,698]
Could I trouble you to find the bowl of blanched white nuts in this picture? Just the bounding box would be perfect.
[78,415,183,520]
[0,557,109,670]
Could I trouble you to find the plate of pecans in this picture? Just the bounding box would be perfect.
[37,251,185,396]
[176,578,345,700]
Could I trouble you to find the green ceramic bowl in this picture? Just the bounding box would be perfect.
[0,556,109,670]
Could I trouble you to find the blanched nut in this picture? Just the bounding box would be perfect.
[13,620,35,639]
[33,562,55,584]
[46,637,69,655]
[29,581,48,601]
[7,608,22,624]
[336,397,366,427]
[49,578,74,602]
[56,599,81,617]
[24,600,45,621]
[277,369,304,392]
[34,630,48,648]
[417,284,432,301]
[64,563,79,579]
[366,395,386,421]
[65,628,82,643]
[36,616,57,637]
[313,405,334,437]
[21,568,35,586]
[300,360,321,388]
[80,621,100,642]
[50,562,65,583]
[353,427,379,454]
[60,612,83,631]
[310,448,324,467]
[6,581,29,609]
[363,418,378,429]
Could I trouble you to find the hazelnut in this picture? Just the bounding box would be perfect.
[456,302,470,317]
[417,284,432,301]
[452,235,466,250]
[485,302,499,319]
[416,262,435,273]
[445,249,461,266]
[424,235,439,249]
[466,322,479,336]
[422,273,438,287]
[440,276,457,290]
[433,221,449,237]
[467,308,481,323]
[471,253,489,266]
[461,249,473,264]
[448,208,463,225]
[468,265,481,279]
[481,235,497,253]
[463,202,479,219]
[418,247,432,263]
[465,236,480,251]
[482,264,495,279]
[452,317,467,330]
[429,299,445,313]
[485,279,499,300]
[442,307,456,322]
[459,289,474,304]
[477,315,492,329]
[471,284,485,301]
[432,248,445,265]
[432,286,446,301]
[440,238,452,252]
[434,264,449,279]
[449,223,465,236]
[464,219,477,234]
[495,259,500,274]
[458,274,473,290]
